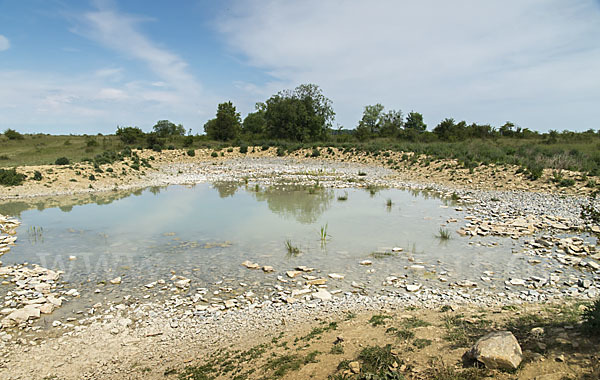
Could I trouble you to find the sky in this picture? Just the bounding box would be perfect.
[0,0,599,135]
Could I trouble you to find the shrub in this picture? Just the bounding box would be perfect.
[187,149,195,157]
[583,298,600,335]
[311,148,320,157]
[211,151,218,157]
[88,174,96,181]
[33,171,42,181]
[55,157,70,165]
[0,168,25,186]
[182,135,194,147]
[276,146,286,156]
[3,128,24,140]
[239,144,248,154]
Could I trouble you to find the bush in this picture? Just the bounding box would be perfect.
[187,149,195,157]
[311,148,320,157]
[583,298,600,335]
[239,144,248,154]
[88,174,96,181]
[3,128,24,140]
[33,171,42,181]
[211,151,218,157]
[182,135,194,147]
[276,146,286,156]
[0,168,25,186]
[55,157,70,165]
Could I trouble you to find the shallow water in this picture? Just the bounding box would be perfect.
[1,183,578,302]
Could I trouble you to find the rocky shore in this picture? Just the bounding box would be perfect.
[0,155,598,379]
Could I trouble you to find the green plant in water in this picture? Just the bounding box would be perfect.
[320,223,329,242]
[285,239,300,256]
[437,227,451,240]
[337,191,348,201]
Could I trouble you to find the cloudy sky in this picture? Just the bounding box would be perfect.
[1,0,599,134]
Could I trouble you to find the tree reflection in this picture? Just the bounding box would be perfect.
[212,182,242,198]
[252,185,334,224]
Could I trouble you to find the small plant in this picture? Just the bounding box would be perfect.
[583,298,600,335]
[412,338,432,349]
[284,240,300,256]
[32,170,43,181]
[276,146,286,156]
[386,198,393,207]
[3,128,24,140]
[358,171,367,176]
[370,251,395,259]
[337,192,348,201]
[55,157,70,165]
[437,227,451,240]
[330,345,344,355]
[89,174,96,181]
[211,151,218,157]
[369,314,392,326]
[239,144,248,154]
[187,149,195,157]
[311,148,320,157]
[319,223,329,242]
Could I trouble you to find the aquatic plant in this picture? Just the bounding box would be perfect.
[285,239,301,256]
[386,198,393,207]
[437,227,451,240]
[320,223,329,242]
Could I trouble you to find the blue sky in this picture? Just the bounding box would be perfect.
[1,0,599,135]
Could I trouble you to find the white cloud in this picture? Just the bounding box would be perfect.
[219,0,600,131]
[0,35,10,51]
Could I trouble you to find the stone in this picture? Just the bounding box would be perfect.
[262,266,274,273]
[46,295,62,307]
[359,260,372,266]
[174,279,191,289]
[69,255,77,260]
[457,280,477,287]
[224,299,236,309]
[391,247,403,252]
[39,303,54,314]
[296,266,314,272]
[328,273,345,280]
[349,361,360,374]
[110,277,122,285]
[306,278,327,286]
[34,283,51,293]
[466,331,522,370]
[405,284,421,292]
[292,288,312,297]
[509,278,526,286]
[286,270,302,278]
[241,260,260,269]
[312,289,333,301]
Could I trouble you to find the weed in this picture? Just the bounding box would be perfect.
[369,314,392,326]
[436,227,451,240]
[400,317,430,329]
[266,354,302,378]
[370,251,395,259]
[187,149,196,157]
[330,345,344,354]
[55,157,70,165]
[357,344,401,376]
[211,151,218,157]
[178,363,216,380]
[582,299,600,335]
[412,338,432,349]
[284,239,301,256]
[320,223,329,241]
[358,171,367,176]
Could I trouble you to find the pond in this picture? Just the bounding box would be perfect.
[0,183,568,304]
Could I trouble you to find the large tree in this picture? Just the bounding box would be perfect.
[404,112,427,132]
[204,101,241,141]
[152,120,185,137]
[264,84,334,141]
[355,104,403,140]
[242,102,267,136]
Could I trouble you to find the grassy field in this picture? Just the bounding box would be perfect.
[2,133,600,179]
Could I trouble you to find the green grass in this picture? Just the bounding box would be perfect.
[320,223,329,241]
[369,314,392,326]
[284,239,301,256]
[330,345,344,354]
[583,298,600,335]
[436,227,451,240]
[370,251,396,259]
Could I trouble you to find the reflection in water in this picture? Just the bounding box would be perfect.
[212,182,242,198]
[0,186,169,217]
[253,185,334,224]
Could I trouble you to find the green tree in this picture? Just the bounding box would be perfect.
[3,128,24,140]
[205,101,241,141]
[380,109,403,137]
[264,84,334,141]
[356,104,384,140]
[404,112,427,132]
[433,118,456,141]
[116,126,145,144]
[152,120,185,137]
[242,103,267,136]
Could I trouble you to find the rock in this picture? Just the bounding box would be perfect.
[292,288,312,297]
[68,255,77,260]
[296,266,314,272]
[34,283,51,293]
[284,297,297,304]
[391,247,403,252]
[286,270,302,278]
[110,277,122,285]
[241,260,260,269]
[262,266,274,273]
[224,299,236,309]
[578,279,592,289]
[405,284,421,292]
[312,289,333,301]
[509,278,526,286]
[306,278,327,286]
[466,331,522,370]
[46,295,62,307]
[39,303,54,314]
[328,273,345,280]
[4,305,41,325]
[174,279,191,289]
[359,260,372,266]
[457,280,477,287]
[349,361,360,374]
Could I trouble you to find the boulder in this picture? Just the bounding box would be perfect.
[466,331,522,370]
[312,289,333,302]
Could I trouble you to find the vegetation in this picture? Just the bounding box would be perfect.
[204,101,242,141]
[284,239,301,256]
[3,128,24,140]
[437,228,451,240]
[583,298,600,335]
[54,157,70,165]
[0,168,25,186]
